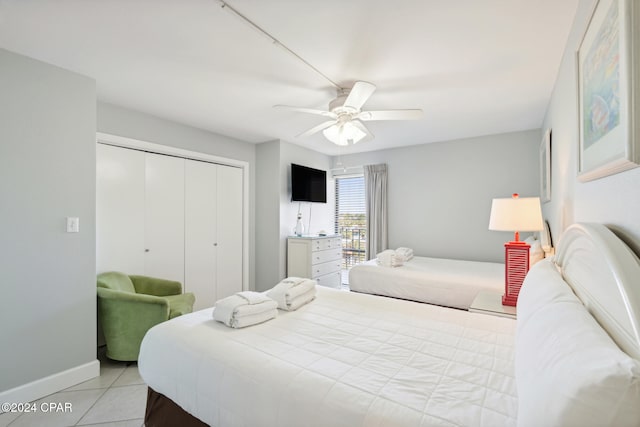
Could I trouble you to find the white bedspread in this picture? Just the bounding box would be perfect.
[139,287,517,427]
[349,256,504,309]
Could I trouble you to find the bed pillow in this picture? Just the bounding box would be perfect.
[515,265,640,427]
[516,260,576,326]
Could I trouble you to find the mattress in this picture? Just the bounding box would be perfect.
[139,286,517,427]
[349,256,504,309]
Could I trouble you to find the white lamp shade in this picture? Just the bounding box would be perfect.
[489,196,544,232]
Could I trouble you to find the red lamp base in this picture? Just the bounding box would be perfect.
[502,241,530,306]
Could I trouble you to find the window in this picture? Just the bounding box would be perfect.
[335,176,367,270]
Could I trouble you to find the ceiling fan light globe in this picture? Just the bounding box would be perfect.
[343,122,366,143]
[322,122,366,146]
[322,125,340,143]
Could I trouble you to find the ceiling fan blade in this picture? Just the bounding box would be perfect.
[297,120,337,138]
[343,81,376,110]
[358,109,423,121]
[274,105,336,118]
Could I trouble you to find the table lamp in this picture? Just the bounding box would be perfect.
[489,193,544,306]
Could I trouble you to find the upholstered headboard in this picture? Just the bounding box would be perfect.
[554,223,640,359]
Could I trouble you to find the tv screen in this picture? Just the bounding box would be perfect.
[291,164,327,203]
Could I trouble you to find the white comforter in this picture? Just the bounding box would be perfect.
[349,256,504,309]
[139,287,517,427]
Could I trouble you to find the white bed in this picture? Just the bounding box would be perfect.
[348,256,504,309]
[139,223,640,427]
[349,224,553,310]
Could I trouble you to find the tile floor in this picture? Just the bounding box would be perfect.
[0,349,146,427]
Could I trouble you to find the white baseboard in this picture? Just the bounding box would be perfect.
[0,360,100,407]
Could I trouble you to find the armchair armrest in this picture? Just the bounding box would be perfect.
[130,275,182,296]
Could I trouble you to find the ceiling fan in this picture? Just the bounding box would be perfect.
[275,81,423,146]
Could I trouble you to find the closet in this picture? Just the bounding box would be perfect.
[97,143,244,310]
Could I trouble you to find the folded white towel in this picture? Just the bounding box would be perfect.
[213,292,278,328]
[267,277,317,311]
[377,249,403,267]
[395,247,414,262]
[376,249,394,258]
[280,277,307,286]
[236,291,271,305]
[283,287,316,311]
[228,309,278,329]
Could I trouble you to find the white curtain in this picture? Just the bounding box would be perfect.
[364,164,388,260]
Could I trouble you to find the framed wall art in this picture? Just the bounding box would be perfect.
[576,0,639,182]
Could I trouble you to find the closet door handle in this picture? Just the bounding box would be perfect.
[213,243,218,246]
[145,249,150,253]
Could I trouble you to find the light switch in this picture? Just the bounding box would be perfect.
[66,217,80,233]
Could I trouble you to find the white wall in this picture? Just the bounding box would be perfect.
[97,102,258,289]
[338,130,540,262]
[0,49,97,393]
[255,140,334,290]
[542,0,640,255]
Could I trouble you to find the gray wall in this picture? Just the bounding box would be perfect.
[0,49,97,391]
[255,141,281,290]
[255,140,334,290]
[541,0,640,255]
[278,142,335,278]
[338,130,541,262]
[97,102,258,290]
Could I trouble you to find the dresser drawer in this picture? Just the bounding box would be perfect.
[311,259,342,278]
[328,237,342,249]
[315,271,341,289]
[313,237,342,251]
[311,247,342,265]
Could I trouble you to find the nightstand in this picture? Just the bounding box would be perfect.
[469,291,517,319]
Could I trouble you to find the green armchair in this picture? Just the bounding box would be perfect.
[97,272,195,361]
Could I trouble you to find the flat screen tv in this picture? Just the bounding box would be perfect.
[291,163,327,203]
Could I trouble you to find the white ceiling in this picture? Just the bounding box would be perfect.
[0,0,580,155]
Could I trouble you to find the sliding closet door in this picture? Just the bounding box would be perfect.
[144,153,185,283]
[185,160,218,310]
[216,165,243,299]
[96,144,145,274]
[97,142,245,302]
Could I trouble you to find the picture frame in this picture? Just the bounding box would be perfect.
[540,129,551,203]
[576,0,640,182]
